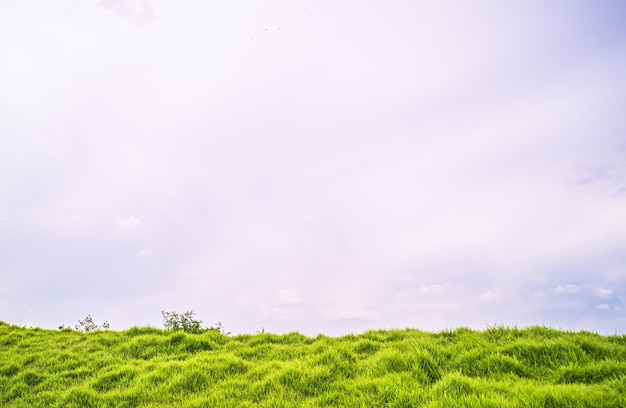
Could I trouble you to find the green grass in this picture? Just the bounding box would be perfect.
[1,321,624,407]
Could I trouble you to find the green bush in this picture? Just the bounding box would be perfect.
[162,310,204,334]
[161,310,229,335]
[73,315,110,333]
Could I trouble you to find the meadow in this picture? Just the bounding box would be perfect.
[1,320,625,407]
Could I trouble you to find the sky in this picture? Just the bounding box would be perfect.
[1,0,625,336]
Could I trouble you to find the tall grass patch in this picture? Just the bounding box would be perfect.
[0,322,624,407]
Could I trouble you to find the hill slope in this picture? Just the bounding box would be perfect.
[1,321,625,407]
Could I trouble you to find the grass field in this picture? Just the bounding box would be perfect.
[1,321,625,407]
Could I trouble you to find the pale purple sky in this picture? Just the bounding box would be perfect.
[1,0,625,335]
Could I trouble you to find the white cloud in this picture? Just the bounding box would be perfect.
[417,284,445,295]
[99,0,154,25]
[274,290,301,306]
[235,296,252,307]
[595,288,613,299]
[555,284,582,294]
[479,291,500,302]
[553,284,616,301]
[116,217,141,234]
[235,290,304,321]
[596,303,610,310]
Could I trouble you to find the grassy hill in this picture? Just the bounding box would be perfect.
[1,321,625,407]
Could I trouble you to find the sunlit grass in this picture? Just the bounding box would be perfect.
[1,321,624,407]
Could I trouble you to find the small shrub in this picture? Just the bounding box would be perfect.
[74,315,110,333]
[162,310,205,334]
[161,310,229,335]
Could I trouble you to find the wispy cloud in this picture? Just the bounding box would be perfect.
[417,285,446,295]
[116,216,141,234]
[596,288,614,299]
[570,165,622,187]
[479,291,501,303]
[555,285,583,295]
[99,0,154,25]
